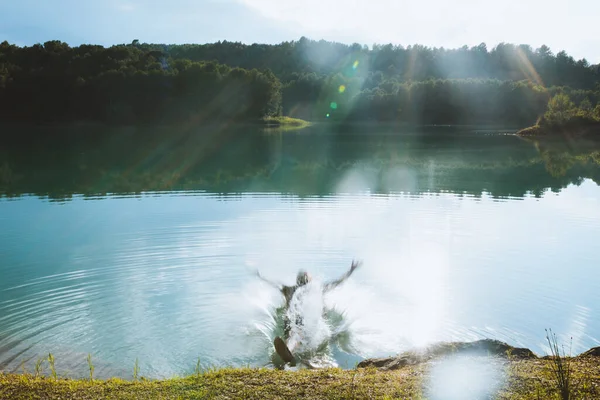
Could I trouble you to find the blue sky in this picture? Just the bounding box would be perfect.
[1,0,599,62]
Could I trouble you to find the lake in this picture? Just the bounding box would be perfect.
[1,124,599,378]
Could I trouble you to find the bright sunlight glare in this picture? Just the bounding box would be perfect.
[240,0,600,62]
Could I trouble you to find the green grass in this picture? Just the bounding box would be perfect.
[2,358,600,399]
[0,367,425,400]
[87,354,95,382]
[499,358,600,399]
[133,358,140,381]
[3,333,600,399]
[48,353,57,380]
[545,329,573,400]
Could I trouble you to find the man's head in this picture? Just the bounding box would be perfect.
[296,270,311,286]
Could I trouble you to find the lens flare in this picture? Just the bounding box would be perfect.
[326,113,330,118]
[515,47,546,89]
[330,102,338,110]
[338,85,346,94]
[427,356,504,399]
[352,60,359,70]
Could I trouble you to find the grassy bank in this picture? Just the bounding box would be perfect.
[516,124,543,136]
[0,367,425,400]
[516,119,600,137]
[262,116,312,130]
[2,357,600,399]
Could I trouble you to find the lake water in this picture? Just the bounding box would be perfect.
[1,124,599,378]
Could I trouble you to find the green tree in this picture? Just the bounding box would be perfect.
[593,104,600,120]
[0,39,598,125]
[543,94,576,125]
[579,98,592,112]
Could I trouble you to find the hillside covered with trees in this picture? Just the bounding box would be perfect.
[1,38,599,125]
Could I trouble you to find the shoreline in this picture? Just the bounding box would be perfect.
[516,120,600,138]
[2,340,600,399]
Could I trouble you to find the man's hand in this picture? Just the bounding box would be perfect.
[350,259,363,273]
[256,270,283,292]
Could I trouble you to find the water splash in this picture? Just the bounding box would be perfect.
[247,278,359,368]
[286,282,331,352]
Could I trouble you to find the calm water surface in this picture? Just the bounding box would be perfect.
[1,125,599,378]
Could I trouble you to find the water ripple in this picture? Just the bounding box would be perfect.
[1,186,599,377]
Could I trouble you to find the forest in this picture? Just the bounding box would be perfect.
[1,38,599,125]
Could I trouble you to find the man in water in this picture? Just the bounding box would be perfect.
[256,260,362,365]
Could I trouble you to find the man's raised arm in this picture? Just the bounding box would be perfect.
[324,260,362,292]
[256,270,284,291]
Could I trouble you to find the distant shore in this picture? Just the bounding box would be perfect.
[2,339,600,399]
[261,116,312,131]
[517,118,600,137]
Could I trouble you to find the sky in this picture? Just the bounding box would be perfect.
[1,0,599,63]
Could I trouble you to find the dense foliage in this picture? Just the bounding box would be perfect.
[1,38,599,125]
[0,41,281,123]
[156,38,600,88]
[541,93,600,126]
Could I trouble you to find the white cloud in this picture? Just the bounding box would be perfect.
[116,2,136,12]
[239,0,600,61]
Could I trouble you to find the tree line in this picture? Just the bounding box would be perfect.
[0,41,281,123]
[155,38,600,88]
[0,39,599,125]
